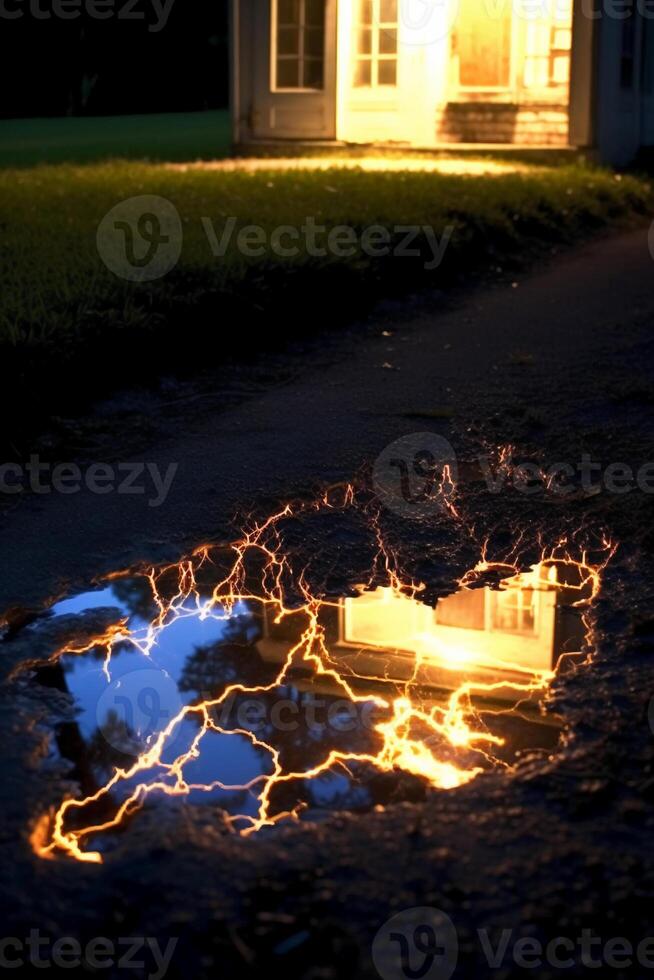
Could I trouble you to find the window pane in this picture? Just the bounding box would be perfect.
[278,27,300,56]
[277,58,300,87]
[457,0,512,88]
[551,56,569,85]
[278,0,300,26]
[379,28,397,55]
[303,58,325,88]
[354,59,372,86]
[305,26,324,57]
[360,0,373,25]
[358,27,373,54]
[378,59,397,85]
[380,0,397,23]
[552,28,571,50]
[305,0,325,26]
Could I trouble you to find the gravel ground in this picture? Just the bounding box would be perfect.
[1,227,654,979]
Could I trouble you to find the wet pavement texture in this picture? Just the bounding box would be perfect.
[1,229,654,978]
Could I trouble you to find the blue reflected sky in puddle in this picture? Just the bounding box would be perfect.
[45,575,562,833]
[48,578,399,825]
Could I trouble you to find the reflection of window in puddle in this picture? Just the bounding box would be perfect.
[330,563,587,682]
[38,561,589,838]
[491,583,536,634]
[256,561,590,766]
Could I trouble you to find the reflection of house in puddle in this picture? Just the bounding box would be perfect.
[260,563,589,707]
[35,560,592,839]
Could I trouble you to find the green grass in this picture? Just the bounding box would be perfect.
[0,158,650,441]
[0,111,231,168]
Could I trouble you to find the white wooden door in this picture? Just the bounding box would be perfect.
[338,0,441,147]
[252,0,337,139]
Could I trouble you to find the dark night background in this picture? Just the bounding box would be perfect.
[0,0,230,118]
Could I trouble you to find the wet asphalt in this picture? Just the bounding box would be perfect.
[1,226,654,978]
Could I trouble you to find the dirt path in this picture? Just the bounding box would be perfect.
[2,225,653,612]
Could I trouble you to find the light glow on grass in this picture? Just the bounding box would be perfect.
[170,156,539,176]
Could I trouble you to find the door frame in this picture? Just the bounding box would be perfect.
[568,0,598,148]
[250,0,338,140]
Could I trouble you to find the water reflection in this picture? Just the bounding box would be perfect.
[41,562,585,832]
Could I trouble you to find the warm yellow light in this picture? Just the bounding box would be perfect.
[343,563,566,677]
[32,479,610,864]
[170,157,535,176]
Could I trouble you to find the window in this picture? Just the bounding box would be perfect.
[275,0,326,91]
[549,23,573,86]
[354,0,398,88]
[491,583,537,635]
[456,0,512,89]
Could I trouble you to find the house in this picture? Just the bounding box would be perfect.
[230,0,654,165]
[257,562,589,703]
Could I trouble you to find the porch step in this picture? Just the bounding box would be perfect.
[437,102,570,148]
[233,140,585,166]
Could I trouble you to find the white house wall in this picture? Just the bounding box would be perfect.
[336,0,575,147]
[232,0,652,163]
[642,16,654,146]
[594,9,645,166]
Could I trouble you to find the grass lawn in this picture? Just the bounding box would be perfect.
[0,155,651,444]
[0,111,231,168]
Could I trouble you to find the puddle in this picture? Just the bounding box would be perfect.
[32,550,594,862]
